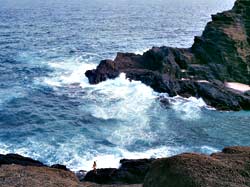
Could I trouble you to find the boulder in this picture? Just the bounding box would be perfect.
[143,146,250,187]
[0,164,82,187]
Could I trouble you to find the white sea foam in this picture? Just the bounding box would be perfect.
[36,55,97,88]
[134,48,149,55]
[200,146,220,154]
[36,55,211,146]
[0,141,185,171]
[80,73,158,146]
[28,55,216,171]
[168,95,207,120]
[0,142,219,171]
[37,55,210,123]
[41,56,208,123]
[77,146,173,171]
[89,73,157,119]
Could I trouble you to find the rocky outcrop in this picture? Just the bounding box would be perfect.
[0,165,142,187]
[1,147,250,187]
[0,164,81,187]
[144,146,250,187]
[0,153,142,187]
[84,159,154,184]
[0,153,45,167]
[85,0,250,111]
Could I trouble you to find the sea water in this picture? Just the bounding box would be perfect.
[1,0,249,171]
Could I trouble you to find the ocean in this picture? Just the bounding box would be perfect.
[1,0,249,171]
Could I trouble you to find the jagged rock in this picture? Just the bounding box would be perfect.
[84,159,155,184]
[143,146,250,187]
[195,82,250,111]
[85,0,250,111]
[85,60,120,84]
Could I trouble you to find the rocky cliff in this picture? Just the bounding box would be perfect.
[85,0,250,111]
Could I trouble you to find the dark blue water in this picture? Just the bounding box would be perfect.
[1,0,249,171]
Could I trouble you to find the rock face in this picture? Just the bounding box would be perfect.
[84,159,155,184]
[144,146,250,187]
[85,0,250,111]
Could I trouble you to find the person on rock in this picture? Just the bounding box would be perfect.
[92,161,97,174]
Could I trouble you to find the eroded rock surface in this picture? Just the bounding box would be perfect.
[144,146,250,187]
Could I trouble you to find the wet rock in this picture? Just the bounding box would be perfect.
[195,82,242,111]
[85,60,120,84]
[84,159,155,184]
[144,146,250,187]
[85,0,250,111]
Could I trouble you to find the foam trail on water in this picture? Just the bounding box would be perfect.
[76,147,174,171]
[36,56,97,88]
[134,48,149,55]
[0,142,219,171]
[89,73,157,119]
[201,146,220,154]
[80,73,158,146]
[28,55,216,171]
[159,94,208,120]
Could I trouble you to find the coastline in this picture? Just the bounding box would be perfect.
[1,146,250,187]
[85,0,250,111]
[0,0,249,186]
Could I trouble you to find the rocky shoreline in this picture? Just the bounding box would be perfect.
[1,146,250,187]
[85,0,250,111]
[1,1,249,187]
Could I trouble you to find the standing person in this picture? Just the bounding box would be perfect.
[92,161,97,174]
